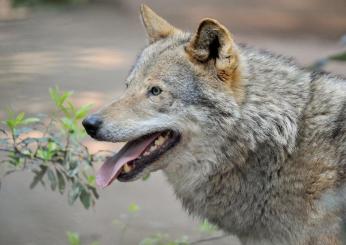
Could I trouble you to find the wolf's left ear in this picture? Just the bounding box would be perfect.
[140,4,181,44]
[186,19,243,102]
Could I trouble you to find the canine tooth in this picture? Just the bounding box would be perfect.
[143,151,150,156]
[150,145,157,152]
[123,163,132,173]
[155,136,165,146]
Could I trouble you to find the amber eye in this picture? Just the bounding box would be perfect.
[150,86,162,96]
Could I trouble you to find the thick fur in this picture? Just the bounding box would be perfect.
[88,5,346,245]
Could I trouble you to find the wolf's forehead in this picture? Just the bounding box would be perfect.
[126,34,191,83]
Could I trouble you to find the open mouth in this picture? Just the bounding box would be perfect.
[96,130,180,187]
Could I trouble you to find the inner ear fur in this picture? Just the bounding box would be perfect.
[186,19,244,103]
[140,4,181,44]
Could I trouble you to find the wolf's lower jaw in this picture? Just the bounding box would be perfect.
[116,130,181,181]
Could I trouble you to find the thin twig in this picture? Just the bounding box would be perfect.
[190,234,230,245]
[17,137,40,146]
[0,128,7,135]
[0,148,11,153]
[10,129,20,153]
[63,134,70,164]
[34,117,54,156]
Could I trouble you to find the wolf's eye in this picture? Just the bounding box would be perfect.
[150,86,162,96]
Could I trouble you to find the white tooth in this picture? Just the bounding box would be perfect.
[150,145,157,152]
[155,136,165,146]
[123,163,132,173]
[143,151,150,156]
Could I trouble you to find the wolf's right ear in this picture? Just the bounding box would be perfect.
[140,4,181,44]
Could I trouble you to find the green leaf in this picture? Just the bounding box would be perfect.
[86,185,99,199]
[60,91,74,106]
[198,219,218,234]
[49,87,59,105]
[68,182,82,205]
[61,117,74,129]
[56,169,66,194]
[36,148,53,161]
[61,117,77,134]
[15,112,25,124]
[329,51,346,62]
[21,117,40,125]
[36,149,46,160]
[49,87,73,108]
[75,104,93,120]
[50,87,74,117]
[8,151,23,167]
[47,141,58,152]
[67,101,77,115]
[66,231,80,245]
[67,162,79,177]
[142,173,151,181]
[4,111,26,130]
[127,203,140,213]
[30,166,48,189]
[79,189,91,209]
[47,168,57,191]
[6,119,16,130]
[87,175,96,186]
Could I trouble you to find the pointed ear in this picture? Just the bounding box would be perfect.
[185,18,244,103]
[140,4,181,44]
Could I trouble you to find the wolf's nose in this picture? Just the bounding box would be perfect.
[82,115,103,137]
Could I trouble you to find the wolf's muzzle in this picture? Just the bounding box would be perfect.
[82,114,103,137]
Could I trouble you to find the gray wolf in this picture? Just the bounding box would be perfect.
[83,5,346,245]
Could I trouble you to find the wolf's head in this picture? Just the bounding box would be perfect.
[83,5,245,188]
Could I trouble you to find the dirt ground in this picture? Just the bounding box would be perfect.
[0,1,345,245]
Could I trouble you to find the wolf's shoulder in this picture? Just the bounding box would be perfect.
[238,43,346,91]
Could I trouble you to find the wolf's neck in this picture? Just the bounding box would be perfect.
[163,134,309,243]
[163,48,314,239]
[163,90,308,240]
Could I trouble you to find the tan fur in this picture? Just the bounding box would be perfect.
[306,233,341,245]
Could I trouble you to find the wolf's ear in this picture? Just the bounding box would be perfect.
[140,4,181,44]
[186,19,243,102]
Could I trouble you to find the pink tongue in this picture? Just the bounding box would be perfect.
[96,133,160,188]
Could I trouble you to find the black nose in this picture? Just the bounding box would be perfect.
[82,115,103,137]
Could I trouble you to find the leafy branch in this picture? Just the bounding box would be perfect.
[0,87,101,209]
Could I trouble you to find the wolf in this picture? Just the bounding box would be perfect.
[82,5,346,245]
